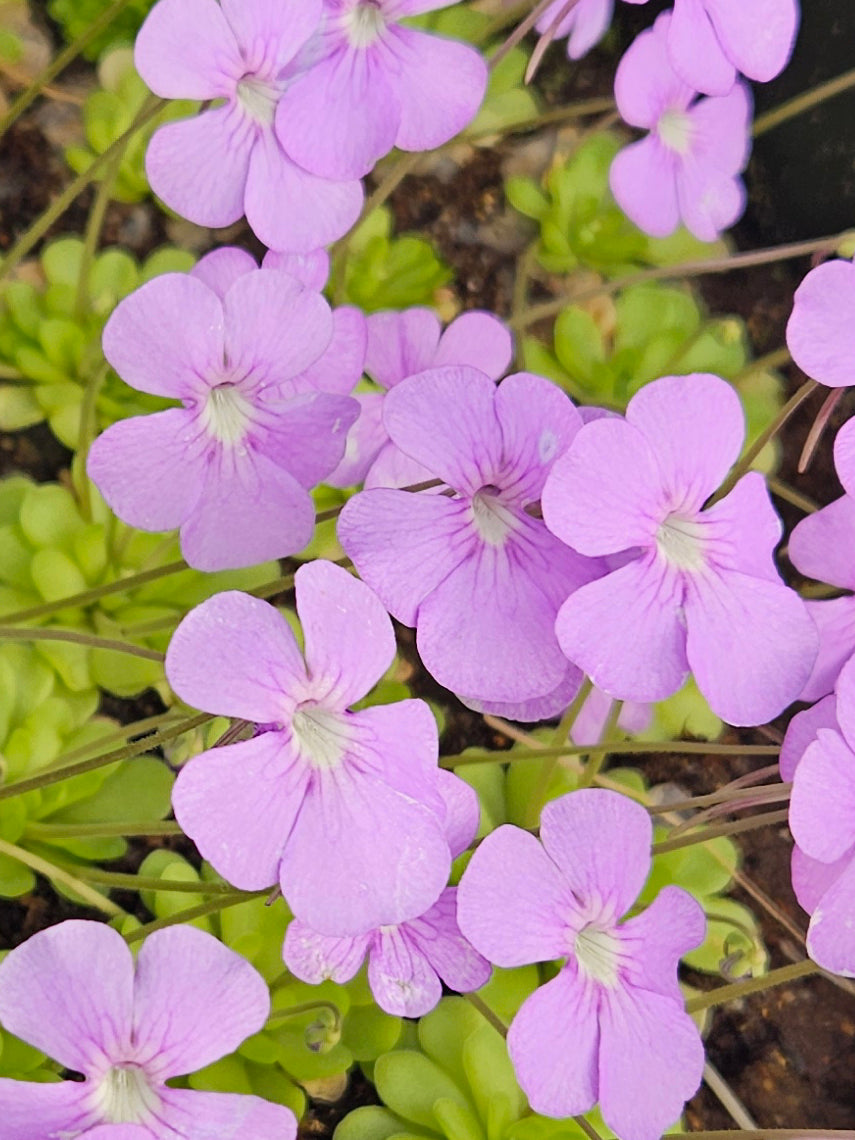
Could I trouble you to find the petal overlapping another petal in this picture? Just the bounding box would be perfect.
[172,732,307,891]
[789,494,855,591]
[619,886,705,1003]
[684,567,817,725]
[166,590,306,721]
[405,888,491,997]
[0,1079,94,1140]
[434,311,512,379]
[132,926,271,1080]
[703,0,799,84]
[220,0,322,73]
[283,921,371,984]
[365,308,441,388]
[779,693,838,781]
[457,825,575,967]
[668,0,734,95]
[609,135,681,238]
[0,920,133,1074]
[806,854,855,977]
[789,729,855,864]
[191,246,259,299]
[245,130,364,253]
[254,391,358,488]
[157,1087,297,1140]
[346,701,444,817]
[614,12,694,127]
[368,925,443,1017]
[800,597,855,703]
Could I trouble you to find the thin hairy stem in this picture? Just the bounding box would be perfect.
[578,699,623,788]
[464,992,508,1037]
[0,624,164,661]
[440,740,779,767]
[754,66,855,137]
[26,820,183,839]
[652,808,790,854]
[685,959,820,1012]
[124,890,268,943]
[64,866,242,894]
[524,677,593,827]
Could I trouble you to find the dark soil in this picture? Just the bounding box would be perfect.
[2,2,855,1133]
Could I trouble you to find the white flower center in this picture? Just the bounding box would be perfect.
[344,0,386,48]
[92,1063,159,1125]
[574,923,622,987]
[292,706,351,771]
[470,487,516,547]
[201,382,253,447]
[657,108,693,156]
[236,74,280,126]
[655,512,707,572]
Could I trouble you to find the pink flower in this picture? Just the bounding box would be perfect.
[167,562,452,935]
[136,0,363,251]
[88,265,359,571]
[284,771,490,1016]
[274,0,488,181]
[541,373,818,726]
[535,0,613,61]
[330,307,512,488]
[610,13,752,242]
[0,920,295,1139]
[458,789,705,1140]
[338,367,602,720]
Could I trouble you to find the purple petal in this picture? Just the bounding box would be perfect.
[676,162,746,242]
[348,701,444,818]
[416,515,592,703]
[223,269,332,385]
[542,418,661,556]
[806,854,855,977]
[383,367,504,494]
[610,136,681,238]
[191,246,258,299]
[507,965,599,1117]
[263,248,330,290]
[220,0,321,71]
[598,984,704,1140]
[457,825,575,967]
[461,664,587,724]
[668,0,735,95]
[77,1126,152,1140]
[687,82,752,173]
[555,556,690,703]
[172,732,306,890]
[87,410,203,533]
[132,925,270,1079]
[614,13,694,128]
[388,27,486,152]
[789,494,855,590]
[789,729,855,863]
[280,770,451,934]
[283,921,371,983]
[0,1081,92,1140]
[800,597,855,703]
[626,373,745,507]
[787,259,855,389]
[833,654,855,753]
[791,843,849,915]
[157,1087,297,1140]
[102,273,224,399]
[405,888,491,995]
[135,0,241,99]
[338,489,470,626]
[179,450,315,570]
[293,306,367,397]
[245,130,364,253]
[620,887,705,1002]
[779,693,838,781]
[703,472,782,581]
[436,768,480,855]
[569,685,652,746]
[540,789,652,920]
[166,590,306,721]
[276,46,399,180]
[704,0,799,84]
[364,442,437,490]
[365,308,441,388]
[494,371,584,503]
[435,312,513,379]
[145,106,252,229]
[294,560,395,707]
[368,926,443,1016]
[0,920,133,1072]
[327,392,387,487]
[684,567,818,725]
[254,391,359,488]
[835,418,855,497]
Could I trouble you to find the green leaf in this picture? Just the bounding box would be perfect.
[553,307,606,386]
[336,1106,434,1140]
[374,1050,474,1130]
